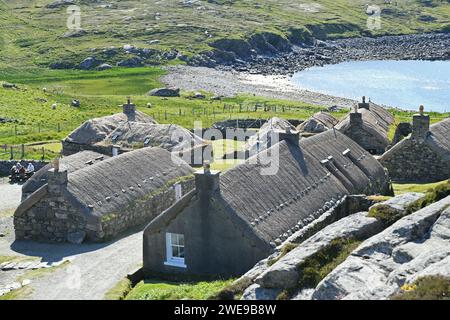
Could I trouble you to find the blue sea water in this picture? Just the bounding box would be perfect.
[291,60,450,113]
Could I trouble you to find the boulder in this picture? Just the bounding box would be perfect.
[46,0,75,8]
[79,57,99,70]
[254,212,384,290]
[311,196,450,300]
[193,92,206,99]
[242,284,281,300]
[117,57,143,67]
[148,87,180,97]
[67,231,86,244]
[97,63,112,71]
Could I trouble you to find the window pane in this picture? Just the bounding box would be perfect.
[178,247,185,258]
[178,234,184,246]
[171,233,178,244]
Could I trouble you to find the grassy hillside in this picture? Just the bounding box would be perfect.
[0,67,332,146]
[0,0,449,73]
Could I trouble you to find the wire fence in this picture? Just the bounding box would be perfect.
[0,143,58,160]
[0,122,70,139]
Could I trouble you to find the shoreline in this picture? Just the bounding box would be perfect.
[162,65,358,109]
[163,33,450,111]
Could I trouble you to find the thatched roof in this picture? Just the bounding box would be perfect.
[217,129,389,244]
[22,151,109,196]
[66,147,194,217]
[64,111,156,145]
[99,122,207,151]
[335,102,394,147]
[426,118,450,160]
[297,112,339,133]
[246,117,297,154]
[382,117,450,161]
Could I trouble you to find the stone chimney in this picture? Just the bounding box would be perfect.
[358,96,370,110]
[277,127,300,146]
[194,161,220,200]
[47,168,68,194]
[411,105,430,139]
[123,96,136,116]
[350,107,363,126]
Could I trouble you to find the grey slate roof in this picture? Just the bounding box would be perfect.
[66,147,194,217]
[22,151,109,196]
[217,129,389,244]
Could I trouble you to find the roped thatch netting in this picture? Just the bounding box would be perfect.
[100,122,207,152]
[218,130,389,243]
[297,111,339,133]
[66,147,194,217]
[65,111,156,145]
[22,151,109,196]
[423,117,450,160]
[245,117,297,155]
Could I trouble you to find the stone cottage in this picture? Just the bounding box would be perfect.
[245,117,298,156]
[297,111,339,133]
[62,98,156,156]
[143,129,391,277]
[21,151,109,200]
[62,99,209,165]
[336,97,394,155]
[14,147,194,243]
[380,109,450,183]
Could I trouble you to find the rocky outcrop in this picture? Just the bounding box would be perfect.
[238,193,450,300]
[190,33,450,75]
[252,212,384,292]
[311,196,450,300]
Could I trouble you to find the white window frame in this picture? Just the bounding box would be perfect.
[174,183,183,201]
[164,233,186,268]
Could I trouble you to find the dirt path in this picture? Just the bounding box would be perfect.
[1,229,143,300]
[0,178,22,213]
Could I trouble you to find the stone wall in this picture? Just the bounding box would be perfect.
[14,175,196,243]
[380,139,450,183]
[14,178,87,243]
[343,125,387,155]
[0,160,48,176]
[101,178,195,241]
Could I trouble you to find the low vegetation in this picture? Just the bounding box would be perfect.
[125,278,234,300]
[391,276,450,300]
[268,243,299,267]
[370,180,450,226]
[104,278,133,301]
[277,238,362,300]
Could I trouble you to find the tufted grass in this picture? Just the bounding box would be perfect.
[125,278,234,300]
[391,276,450,300]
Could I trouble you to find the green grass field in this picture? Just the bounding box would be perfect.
[125,278,234,300]
[0,66,342,147]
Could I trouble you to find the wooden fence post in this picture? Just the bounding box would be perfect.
[21,144,25,159]
[10,146,13,160]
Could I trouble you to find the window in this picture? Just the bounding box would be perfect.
[165,233,186,268]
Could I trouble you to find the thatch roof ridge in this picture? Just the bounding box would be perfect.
[64,111,156,145]
[22,151,109,195]
[218,130,387,243]
[66,147,194,217]
[100,122,207,151]
[426,118,450,160]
